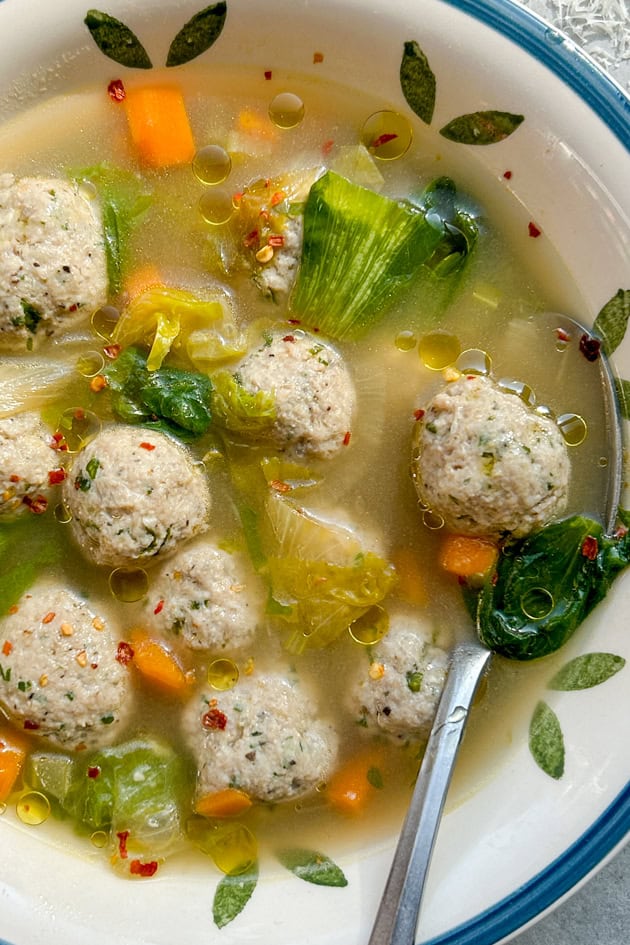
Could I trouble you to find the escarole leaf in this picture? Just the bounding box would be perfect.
[400,40,436,125]
[84,10,152,69]
[72,164,152,294]
[213,869,259,929]
[105,346,212,437]
[439,111,524,145]
[471,515,630,660]
[593,288,630,355]
[548,652,626,691]
[529,701,565,779]
[211,371,277,436]
[277,848,348,887]
[166,2,228,67]
[416,177,478,278]
[289,171,444,339]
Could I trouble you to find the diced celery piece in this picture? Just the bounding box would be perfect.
[25,752,76,805]
[289,171,444,339]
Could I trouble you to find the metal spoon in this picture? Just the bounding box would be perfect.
[367,313,623,945]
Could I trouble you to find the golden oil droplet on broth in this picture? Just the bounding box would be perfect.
[56,408,102,453]
[17,791,51,825]
[456,348,492,375]
[193,144,232,185]
[520,587,554,620]
[76,350,105,378]
[109,567,149,603]
[423,509,445,530]
[207,658,239,691]
[557,412,588,446]
[206,823,258,875]
[394,330,417,352]
[91,305,120,341]
[498,378,536,407]
[349,606,389,645]
[54,502,72,524]
[418,331,461,370]
[360,110,412,160]
[90,830,109,849]
[199,189,235,226]
[269,92,305,129]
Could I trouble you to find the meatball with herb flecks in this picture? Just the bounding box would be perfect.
[0,412,62,518]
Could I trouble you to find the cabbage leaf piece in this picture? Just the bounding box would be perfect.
[289,170,448,339]
[105,345,212,438]
[469,514,630,660]
[211,370,277,437]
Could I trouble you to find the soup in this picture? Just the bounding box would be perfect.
[0,61,613,900]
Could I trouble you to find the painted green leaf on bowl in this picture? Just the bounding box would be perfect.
[400,40,436,125]
[593,288,630,355]
[548,652,626,691]
[166,2,228,68]
[529,700,564,779]
[614,378,630,420]
[440,110,524,144]
[277,848,348,887]
[213,869,258,928]
[84,10,152,69]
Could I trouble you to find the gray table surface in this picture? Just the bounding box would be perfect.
[509,2,629,942]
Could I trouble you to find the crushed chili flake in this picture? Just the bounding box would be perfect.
[90,374,108,393]
[264,69,272,80]
[343,431,352,446]
[579,333,601,363]
[322,138,334,156]
[117,830,130,859]
[413,408,425,421]
[270,479,292,493]
[140,441,156,451]
[313,51,324,63]
[22,494,48,514]
[48,468,66,486]
[503,170,513,180]
[103,343,121,360]
[581,535,599,560]
[68,304,79,313]
[232,192,243,205]
[268,234,285,247]
[287,318,301,325]
[2,641,12,656]
[74,408,85,421]
[116,641,135,665]
[243,229,259,248]
[282,334,296,343]
[130,859,159,877]
[8,604,18,615]
[202,707,228,730]
[556,328,571,343]
[270,190,285,206]
[87,766,101,779]
[107,79,126,102]
[9,474,20,483]
[528,221,542,238]
[42,612,56,625]
[23,719,40,731]
[51,431,68,452]
[154,599,165,615]
[371,132,398,149]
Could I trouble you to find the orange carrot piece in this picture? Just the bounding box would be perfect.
[124,85,196,167]
[326,750,384,816]
[439,534,498,578]
[124,263,162,300]
[0,728,27,803]
[130,629,188,695]
[391,547,428,607]
[195,787,253,819]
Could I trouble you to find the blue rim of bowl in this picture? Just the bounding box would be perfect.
[0,3,628,945]
[423,1,630,937]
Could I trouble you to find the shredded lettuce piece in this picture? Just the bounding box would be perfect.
[0,357,76,418]
[105,346,212,437]
[211,370,276,437]
[113,286,245,371]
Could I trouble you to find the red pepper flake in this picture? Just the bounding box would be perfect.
[264,70,272,80]
[282,334,296,343]
[130,859,159,877]
[232,192,243,206]
[243,229,259,249]
[8,605,18,615]
[42,612,56,625]
[107,79,126,103]
[154,599,165,615]
[270,479,292,493]
[268,234,285,247]
[579,333,601,363]
[343,431,352,446]
[202,707,228,730]
[413,408,425,421]
[258,208,270,223]
[22,495,48,515]
[91,663,99,670]
[581,535,599,560]
[139,441,156,451]
[103,343,122,360]
[51,431,68,452]
[503,170,513,180]
[556,328,571,343]
[528,221,542,238]
[23,719,40,731]
[313,51,324,64]
[90,374,108,393]
[287,318,301,325]
[2,641,12,656]
[116,641,135,666]
[9,474,20,483]
[322,138,335,156]
[74,408,85,421]
[270,190,285,207]
[87,766,101,779]
[68,303,79,313]
[117,830,130,859]
[371,133,398,149]
[48,468,66,486]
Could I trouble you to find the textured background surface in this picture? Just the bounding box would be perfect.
[510,2,629,941]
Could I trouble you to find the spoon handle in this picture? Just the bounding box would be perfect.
[367,639,492,945]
